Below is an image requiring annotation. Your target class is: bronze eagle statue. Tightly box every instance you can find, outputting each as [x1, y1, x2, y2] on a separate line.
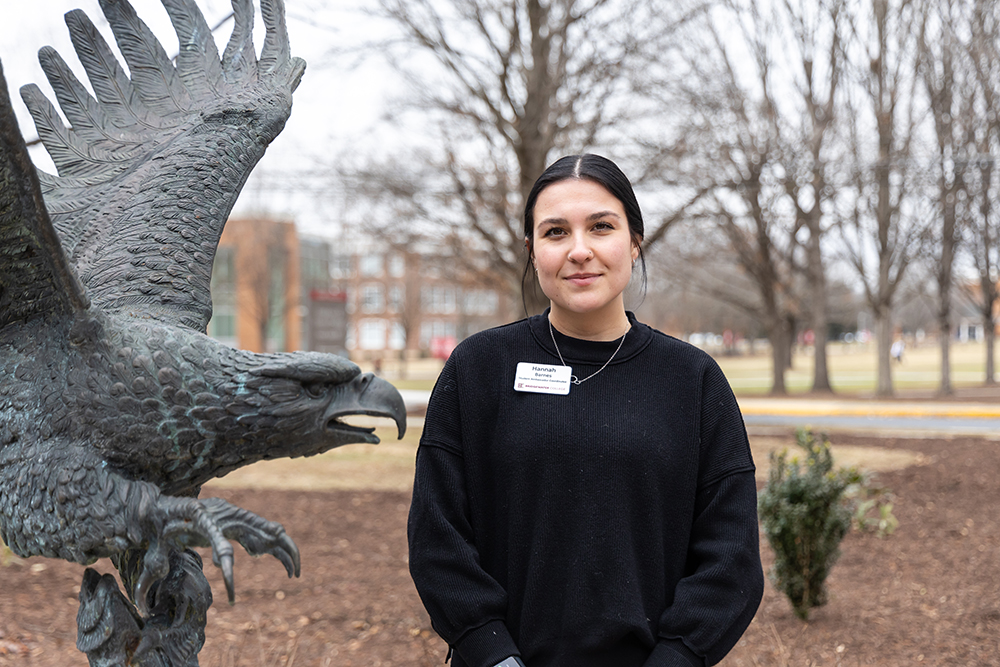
[0, 0, 406, 664]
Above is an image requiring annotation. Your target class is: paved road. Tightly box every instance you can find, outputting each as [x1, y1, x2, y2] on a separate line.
[738, 398, 1000, 436]
[400, 390, 1000, 437]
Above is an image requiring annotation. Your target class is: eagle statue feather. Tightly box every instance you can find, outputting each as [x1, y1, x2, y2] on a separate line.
[0, 1, 407, 664]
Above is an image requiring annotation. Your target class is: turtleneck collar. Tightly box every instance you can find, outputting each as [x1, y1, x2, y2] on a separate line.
[527, 308, 653, 366]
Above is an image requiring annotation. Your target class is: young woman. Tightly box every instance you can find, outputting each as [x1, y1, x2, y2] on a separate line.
[408, 155, 763, 667]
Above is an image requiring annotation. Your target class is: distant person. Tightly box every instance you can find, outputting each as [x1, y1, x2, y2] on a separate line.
[891, 340, 904, 363]
[407, 154, 763, 667]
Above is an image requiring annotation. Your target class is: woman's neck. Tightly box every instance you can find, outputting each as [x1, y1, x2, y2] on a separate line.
[548, 302, 631, 341]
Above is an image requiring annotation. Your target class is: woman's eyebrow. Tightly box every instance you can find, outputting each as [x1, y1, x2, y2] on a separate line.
[537, 211, 621, 228]
[537, 217, 567, 227]
[588, 210, 622, 221]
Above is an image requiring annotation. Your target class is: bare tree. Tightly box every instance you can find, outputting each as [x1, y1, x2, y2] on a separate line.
[917, 0, 971, 396]
[837, 0, 924, 397]
[649, 223, 789, 351]
[641, 242, 761, 342]
[777, 0, 847, 393]
[662, 0, 845, 394]
[339, 0, 704, 313]
[964, 0, 1000, 384]
[389, 255, 423, 380]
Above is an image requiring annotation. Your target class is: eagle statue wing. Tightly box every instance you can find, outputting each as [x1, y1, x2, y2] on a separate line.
[0, 61, 89, 330]
[21, 0, 305, 331]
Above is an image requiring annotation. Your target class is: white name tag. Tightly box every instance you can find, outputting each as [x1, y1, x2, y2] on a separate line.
[514, 362, 572, 395]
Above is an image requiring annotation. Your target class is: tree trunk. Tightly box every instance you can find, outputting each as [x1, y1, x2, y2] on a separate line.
[938, 314, 952, 396]
[769, 319, 788, 395]
[937, 195, 956, 396]
[933, 172, 958, 396]
[398, 348, 408, 381]
[783, 313, 795, 371]
[984, 312, 996, 385]
[875, 312, 894, 397]
[807, 231, 832, 392]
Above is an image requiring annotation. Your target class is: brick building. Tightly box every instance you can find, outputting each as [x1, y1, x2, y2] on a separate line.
[207, 219, 511, 359]
[332, 248, 515, 361]
[208, 218, 347, 354]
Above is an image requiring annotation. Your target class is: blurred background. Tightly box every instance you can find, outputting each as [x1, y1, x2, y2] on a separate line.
[4, 0, 999, 398]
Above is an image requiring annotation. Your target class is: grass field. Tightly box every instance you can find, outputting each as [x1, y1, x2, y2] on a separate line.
[362, 339, 999, 397]
[715, 339, 997, 395]
[197, 338, 998, 495]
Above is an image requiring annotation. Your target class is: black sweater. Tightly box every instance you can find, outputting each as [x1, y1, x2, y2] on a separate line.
[407, 313, 763, 667]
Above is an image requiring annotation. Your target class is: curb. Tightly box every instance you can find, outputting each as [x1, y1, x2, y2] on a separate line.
[737, 402, 1000, 419]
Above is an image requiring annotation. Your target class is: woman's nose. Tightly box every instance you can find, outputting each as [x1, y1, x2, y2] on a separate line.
[568, 237, 592, 263]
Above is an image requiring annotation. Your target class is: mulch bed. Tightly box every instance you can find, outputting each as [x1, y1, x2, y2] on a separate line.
[2, 434, 998, 666]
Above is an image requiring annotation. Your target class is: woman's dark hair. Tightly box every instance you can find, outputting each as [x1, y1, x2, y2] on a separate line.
[521, 154, 647, 312]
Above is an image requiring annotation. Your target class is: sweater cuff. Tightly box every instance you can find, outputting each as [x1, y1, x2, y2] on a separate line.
[644, 639, 706, 667]
[455, 620, 519, 667]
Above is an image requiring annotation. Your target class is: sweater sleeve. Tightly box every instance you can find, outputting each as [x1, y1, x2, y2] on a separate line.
[650, 360, 764, 666]
[407, 357, 520, 667]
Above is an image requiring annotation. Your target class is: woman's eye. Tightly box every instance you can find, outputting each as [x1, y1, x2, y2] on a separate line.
[593, 221, 614, 231]
[543, 227, 566, 237]
[304, 382, 327, 399]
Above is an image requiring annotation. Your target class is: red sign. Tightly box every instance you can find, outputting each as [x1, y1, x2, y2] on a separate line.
[430, 336, 457, 360]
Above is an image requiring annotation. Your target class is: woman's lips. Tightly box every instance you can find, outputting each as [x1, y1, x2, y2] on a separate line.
[564, 273, 600, 286]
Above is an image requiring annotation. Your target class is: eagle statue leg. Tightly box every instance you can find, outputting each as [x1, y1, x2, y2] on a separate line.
[79, 490, 299, 667]
[77, 568, 149, 667]
[112, 488, 300, 616]
[78, 553, 210, 667]
[1, 442, 296, 666]
[69, 471, 299, 666]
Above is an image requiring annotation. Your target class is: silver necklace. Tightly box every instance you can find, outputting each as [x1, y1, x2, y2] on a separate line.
[548, 318, 629, 385]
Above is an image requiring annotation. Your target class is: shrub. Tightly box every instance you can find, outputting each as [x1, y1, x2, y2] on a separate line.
[758, 428, 853, 620]
[843, 469, 899, 538]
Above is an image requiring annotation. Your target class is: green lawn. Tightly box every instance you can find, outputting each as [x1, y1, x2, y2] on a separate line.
[363, 340, 997, 397]
[717, 340, 996, 395]
[208, 340, 992, 494]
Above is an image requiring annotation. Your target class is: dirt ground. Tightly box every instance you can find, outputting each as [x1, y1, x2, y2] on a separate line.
[2, 433, 999, 667]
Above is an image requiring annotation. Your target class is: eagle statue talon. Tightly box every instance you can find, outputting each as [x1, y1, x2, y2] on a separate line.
[0, 0, 407, 664]
[198, 497, 301, 578]
[133, 494, 300, 614]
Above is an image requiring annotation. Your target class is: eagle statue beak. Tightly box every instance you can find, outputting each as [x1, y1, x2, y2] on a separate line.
[323, 373, 407, 440]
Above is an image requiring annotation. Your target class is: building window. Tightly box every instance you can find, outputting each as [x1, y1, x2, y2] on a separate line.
[213, 246, 236, 286]
[361, 284, 384, 313]
[421, 286, 456, 314]
[389, 322, 406, 350]
[388, 285, 404, 313]
[360, 254, 383, 277]
[463, 289, 498, 315]
[345, 287, 355, 314]
[208, 308, 236, 343]
[388, 254, 405, 278]
[359, 319, 387, 350]
[208, 247, 237, 346]
[265, 247, 287, 353]
[330, 254, 353, 279]
[420, 320, 457, 347]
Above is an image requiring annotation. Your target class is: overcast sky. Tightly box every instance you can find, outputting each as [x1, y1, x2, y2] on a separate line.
[0, 0, 394, 237]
